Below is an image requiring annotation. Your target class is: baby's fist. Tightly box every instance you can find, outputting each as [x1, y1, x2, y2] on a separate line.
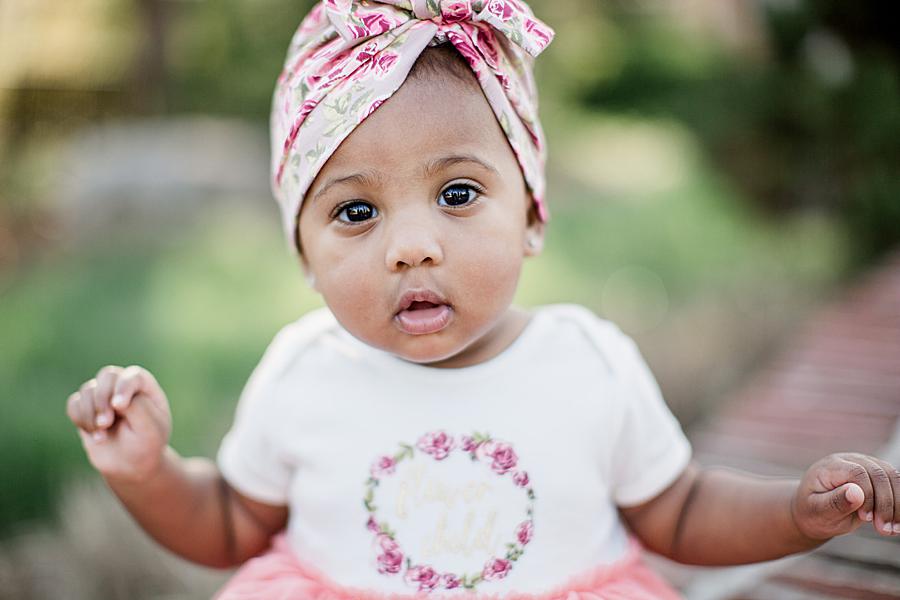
[66, 365, 172, 482]
[791, 452, 900, 540]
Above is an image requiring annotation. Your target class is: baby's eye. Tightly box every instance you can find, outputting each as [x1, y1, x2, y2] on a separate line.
[438, 183, 480, 208]
[336, 201, 378, 223]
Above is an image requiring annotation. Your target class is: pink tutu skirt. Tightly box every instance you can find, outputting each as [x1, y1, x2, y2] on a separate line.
[214, 533, 684, 600]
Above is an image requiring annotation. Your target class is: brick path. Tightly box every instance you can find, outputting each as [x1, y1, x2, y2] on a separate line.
[648, 248, 900, 599]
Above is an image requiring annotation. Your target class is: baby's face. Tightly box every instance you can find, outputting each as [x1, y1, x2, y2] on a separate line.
[298, 72, 543, 368]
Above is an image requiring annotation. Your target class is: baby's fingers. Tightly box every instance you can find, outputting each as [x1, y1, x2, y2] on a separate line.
[110, 365, 165, 413]
[66, 380, 103, 439]
[868, 457, 900, 535]
[843, 453, 897, 536]
[885, 461, 900, 535]
[93, 365, 124, 431]
[820, 455, 874, 518]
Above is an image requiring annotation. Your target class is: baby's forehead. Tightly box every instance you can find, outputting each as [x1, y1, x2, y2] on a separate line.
[323, 74, 513, 176]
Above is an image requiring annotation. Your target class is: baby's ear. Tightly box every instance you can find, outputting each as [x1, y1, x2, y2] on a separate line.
[524, 203, 545, 257]
[299, 255, 318, 291]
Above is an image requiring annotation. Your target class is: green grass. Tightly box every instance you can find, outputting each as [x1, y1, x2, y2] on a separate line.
[0, 211, 321, 534]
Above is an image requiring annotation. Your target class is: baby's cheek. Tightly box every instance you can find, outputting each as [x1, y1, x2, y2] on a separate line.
[459, 239, 523, 305]
[318, 255, 382, 319]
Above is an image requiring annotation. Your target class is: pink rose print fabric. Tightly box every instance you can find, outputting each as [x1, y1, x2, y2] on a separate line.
[216, 430, 685, 598]
[270, 0, 554, 255]
[363, 430, 537, 593]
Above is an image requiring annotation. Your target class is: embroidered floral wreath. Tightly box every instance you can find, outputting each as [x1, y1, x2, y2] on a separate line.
[363, 430, 535, 593]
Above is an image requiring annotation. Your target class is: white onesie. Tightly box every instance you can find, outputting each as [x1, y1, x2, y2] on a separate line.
[217, 303, 692, 595]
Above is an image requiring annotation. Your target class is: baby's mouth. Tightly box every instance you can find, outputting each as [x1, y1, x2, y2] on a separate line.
[407, 301, 439, 310]
[395, 303, 453, 335]
[393, 291, 454, 335]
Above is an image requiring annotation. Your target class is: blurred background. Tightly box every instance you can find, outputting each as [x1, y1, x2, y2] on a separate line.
[1, 0, 898, 598]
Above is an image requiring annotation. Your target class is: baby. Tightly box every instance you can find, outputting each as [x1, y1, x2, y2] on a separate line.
[66, 1, 900, 598]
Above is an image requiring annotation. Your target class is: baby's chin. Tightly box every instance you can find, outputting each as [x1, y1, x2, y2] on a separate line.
[331, 306, 493, 368]
[385, 337, 472, 367]
[354, 328, 477, 368]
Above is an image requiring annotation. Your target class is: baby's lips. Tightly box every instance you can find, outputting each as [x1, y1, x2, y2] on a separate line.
[393, 287, 450, 314]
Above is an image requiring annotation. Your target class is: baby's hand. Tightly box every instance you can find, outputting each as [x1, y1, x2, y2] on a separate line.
[66, 365, 172, 483]
[791, 452, 900, 540]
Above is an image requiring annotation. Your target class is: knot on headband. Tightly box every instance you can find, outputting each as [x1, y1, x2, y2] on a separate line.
[323, 0, 552, 57]
[270, 0, 555, 255]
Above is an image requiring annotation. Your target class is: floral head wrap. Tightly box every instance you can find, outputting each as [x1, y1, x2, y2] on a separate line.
[270, 0, 555, 255]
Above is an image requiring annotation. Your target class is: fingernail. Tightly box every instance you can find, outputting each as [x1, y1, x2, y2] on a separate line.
[95, 413, 111, 427]
[865, 511, 873, 522]
[882, 523, 892, 534]
[111, 394, 125, 409]
[92, 430, 107, 442]
[892, 523, 900, 534]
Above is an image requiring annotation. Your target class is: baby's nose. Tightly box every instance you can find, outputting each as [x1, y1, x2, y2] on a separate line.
[384, 220, 444, 271]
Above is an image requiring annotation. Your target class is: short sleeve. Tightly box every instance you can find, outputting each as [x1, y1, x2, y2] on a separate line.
[216, 319, 314, 505]
[608, 328, 692, 507]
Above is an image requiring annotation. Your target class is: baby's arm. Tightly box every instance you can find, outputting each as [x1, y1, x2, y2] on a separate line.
[619, 454, 899, 565]
[66, 365, 287, 568]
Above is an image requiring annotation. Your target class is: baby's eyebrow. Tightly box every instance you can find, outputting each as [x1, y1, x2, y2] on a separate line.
[311, 154, 498, 205]
[423, 154, 499, 178]
[312, 170, 384, 204]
